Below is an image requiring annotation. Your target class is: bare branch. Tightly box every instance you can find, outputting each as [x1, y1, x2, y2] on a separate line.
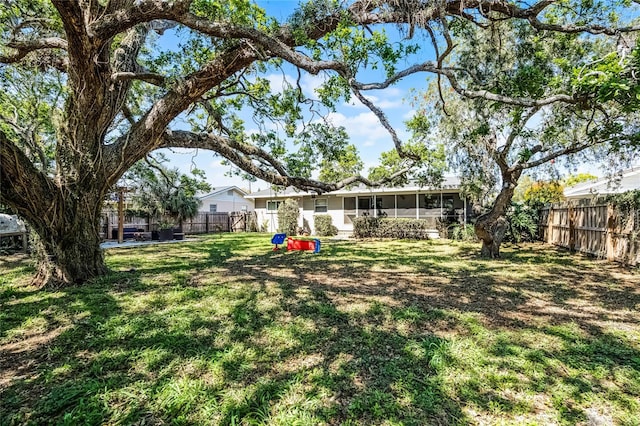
[520, 141, 597, 170]
[157, 131, 414, 193]
[349, 84, 418, 161]
[121, 104, 136, 125]
[354, 61, 585, 108]
[0, 37, 68, 64]
[111, 71, 165, 86]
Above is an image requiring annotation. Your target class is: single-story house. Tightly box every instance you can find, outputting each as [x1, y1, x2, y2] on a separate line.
[246, 176, 472, 236]
[564, 167, 640, 200]
[198, 186, 254, 213]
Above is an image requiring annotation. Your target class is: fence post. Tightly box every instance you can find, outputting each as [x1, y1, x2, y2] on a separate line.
[205, 213, 209, 233]
[547, 205, 554, 244]
[568, 203, 575, 252]
[606, 204, 615, 261]
[106, 213, 112, 240]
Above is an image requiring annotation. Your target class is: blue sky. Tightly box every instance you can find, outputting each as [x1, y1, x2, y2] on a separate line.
[153, 1, 637, 192]
[155, 0, 434, 192]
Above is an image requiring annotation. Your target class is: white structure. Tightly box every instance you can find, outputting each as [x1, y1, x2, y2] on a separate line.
[198, 186, 254, 213]
[0, 214, 28, 252]
[246, 177, 471, 236]
[564, 168, 640, 199]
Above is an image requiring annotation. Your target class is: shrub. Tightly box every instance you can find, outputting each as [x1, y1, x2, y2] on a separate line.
[277, 198, 300, 235]
[505, 202, 539, 243]
[353, 217, 380, 238]
[450, 224, 477, 241]
[523, 180, 564, 210]
[314, 215, 338, 236]
[353, 217, 431, 239]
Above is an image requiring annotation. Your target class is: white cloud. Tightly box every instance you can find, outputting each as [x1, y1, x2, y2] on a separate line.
[326, 111, 388, 140]
[299, 73, 327, 98]
[403, 109, 417, 120]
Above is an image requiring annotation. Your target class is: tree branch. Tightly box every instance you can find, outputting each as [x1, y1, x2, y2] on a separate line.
[520, 141, 597, 170]
[0, 131, 57, 225]
[0, 38, 68, 64]
[349, 84, 419, 161]
[157, 130, 414, 193]
[111, 71, 165, 86]
[354, 61, 586, 108]
[501, 106, 541, 159]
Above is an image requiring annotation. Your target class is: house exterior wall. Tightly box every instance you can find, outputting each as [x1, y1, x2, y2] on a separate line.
[254, 197, 304, 233]
[250, 190, 471, 236]
[298, 195, 344, 234]
[198, 189, 254, 213]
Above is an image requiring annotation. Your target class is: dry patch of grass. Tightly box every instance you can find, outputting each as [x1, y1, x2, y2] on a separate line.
[1, 233, 639, 425]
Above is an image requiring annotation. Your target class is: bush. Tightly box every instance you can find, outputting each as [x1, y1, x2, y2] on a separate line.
[277, 198, 300, 235]
[353, 217, 431, 239]
[314, 215, 338, 236]
[505, 202, 539, 243]
[449, 224, 477, 241]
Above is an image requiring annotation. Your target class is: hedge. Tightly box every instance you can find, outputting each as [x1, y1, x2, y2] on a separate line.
[353, 217, 432, 239]
[314, 215, 338, 236]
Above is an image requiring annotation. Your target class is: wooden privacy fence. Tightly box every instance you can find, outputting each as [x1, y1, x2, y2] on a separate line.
[101, 211, 257, 238]
[539, 202, 639, 265]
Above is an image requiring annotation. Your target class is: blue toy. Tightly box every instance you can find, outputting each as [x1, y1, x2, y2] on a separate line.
[271, 233, 286, 250]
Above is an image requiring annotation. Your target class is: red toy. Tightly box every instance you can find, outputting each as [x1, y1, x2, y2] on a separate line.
[287, 237, 321, 253]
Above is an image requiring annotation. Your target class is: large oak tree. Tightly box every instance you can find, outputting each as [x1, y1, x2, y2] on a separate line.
[409, 6, 640, 257]
[1, 0, 639, 287]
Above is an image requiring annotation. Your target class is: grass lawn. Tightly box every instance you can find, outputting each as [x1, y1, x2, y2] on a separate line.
[1, 233, 639, 425]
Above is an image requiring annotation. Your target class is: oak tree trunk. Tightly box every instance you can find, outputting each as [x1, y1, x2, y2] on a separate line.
[474, 171, 521, 258]
[28, 193, 109, 288]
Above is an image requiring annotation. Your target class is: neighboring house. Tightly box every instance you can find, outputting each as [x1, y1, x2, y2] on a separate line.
[564, 168, 640, 200]
[198, 186, 254, 213]
[246, 176, 472, 236]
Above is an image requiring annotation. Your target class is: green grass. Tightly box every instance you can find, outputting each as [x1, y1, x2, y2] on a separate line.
[1, 233, 639, 425]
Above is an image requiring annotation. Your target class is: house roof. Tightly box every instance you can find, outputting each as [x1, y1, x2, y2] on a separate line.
[564, 168, 640, 199]
[246, 176, 462, 199]
[198, 186, 248, 199]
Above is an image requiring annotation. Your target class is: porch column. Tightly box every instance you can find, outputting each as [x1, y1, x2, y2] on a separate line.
[416, 192, 419, 219]
[463, 197, 467, 226]
[373, 194, 377, 218]
[356, 196, 359, 217]
[440, 192, 444, 221]
[394, 195, 397, 218]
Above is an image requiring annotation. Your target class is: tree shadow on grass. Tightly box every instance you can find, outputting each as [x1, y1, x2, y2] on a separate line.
[223, 238, 640, 423]
[2, 236, 639, 424]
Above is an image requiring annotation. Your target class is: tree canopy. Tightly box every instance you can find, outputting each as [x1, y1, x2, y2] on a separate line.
[406, 9, 640, 256]
[1, 0, 640, 286]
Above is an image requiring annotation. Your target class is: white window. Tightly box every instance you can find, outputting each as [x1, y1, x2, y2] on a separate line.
[267, 200, 281, 211]
[314, 198, 328, 213]
[209, 204, 217, 213]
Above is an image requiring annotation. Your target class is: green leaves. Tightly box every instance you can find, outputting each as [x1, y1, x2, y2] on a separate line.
[573, 47, 640, 112]
[318, 144, 363, 183]
[368, 142, 446, 187]
[126, 159, 211, 222]
[191, 0, 269, 28]
[286, 123, 358, 179]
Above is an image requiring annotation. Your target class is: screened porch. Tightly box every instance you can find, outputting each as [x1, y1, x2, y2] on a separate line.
[342, 193, 469, 228]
